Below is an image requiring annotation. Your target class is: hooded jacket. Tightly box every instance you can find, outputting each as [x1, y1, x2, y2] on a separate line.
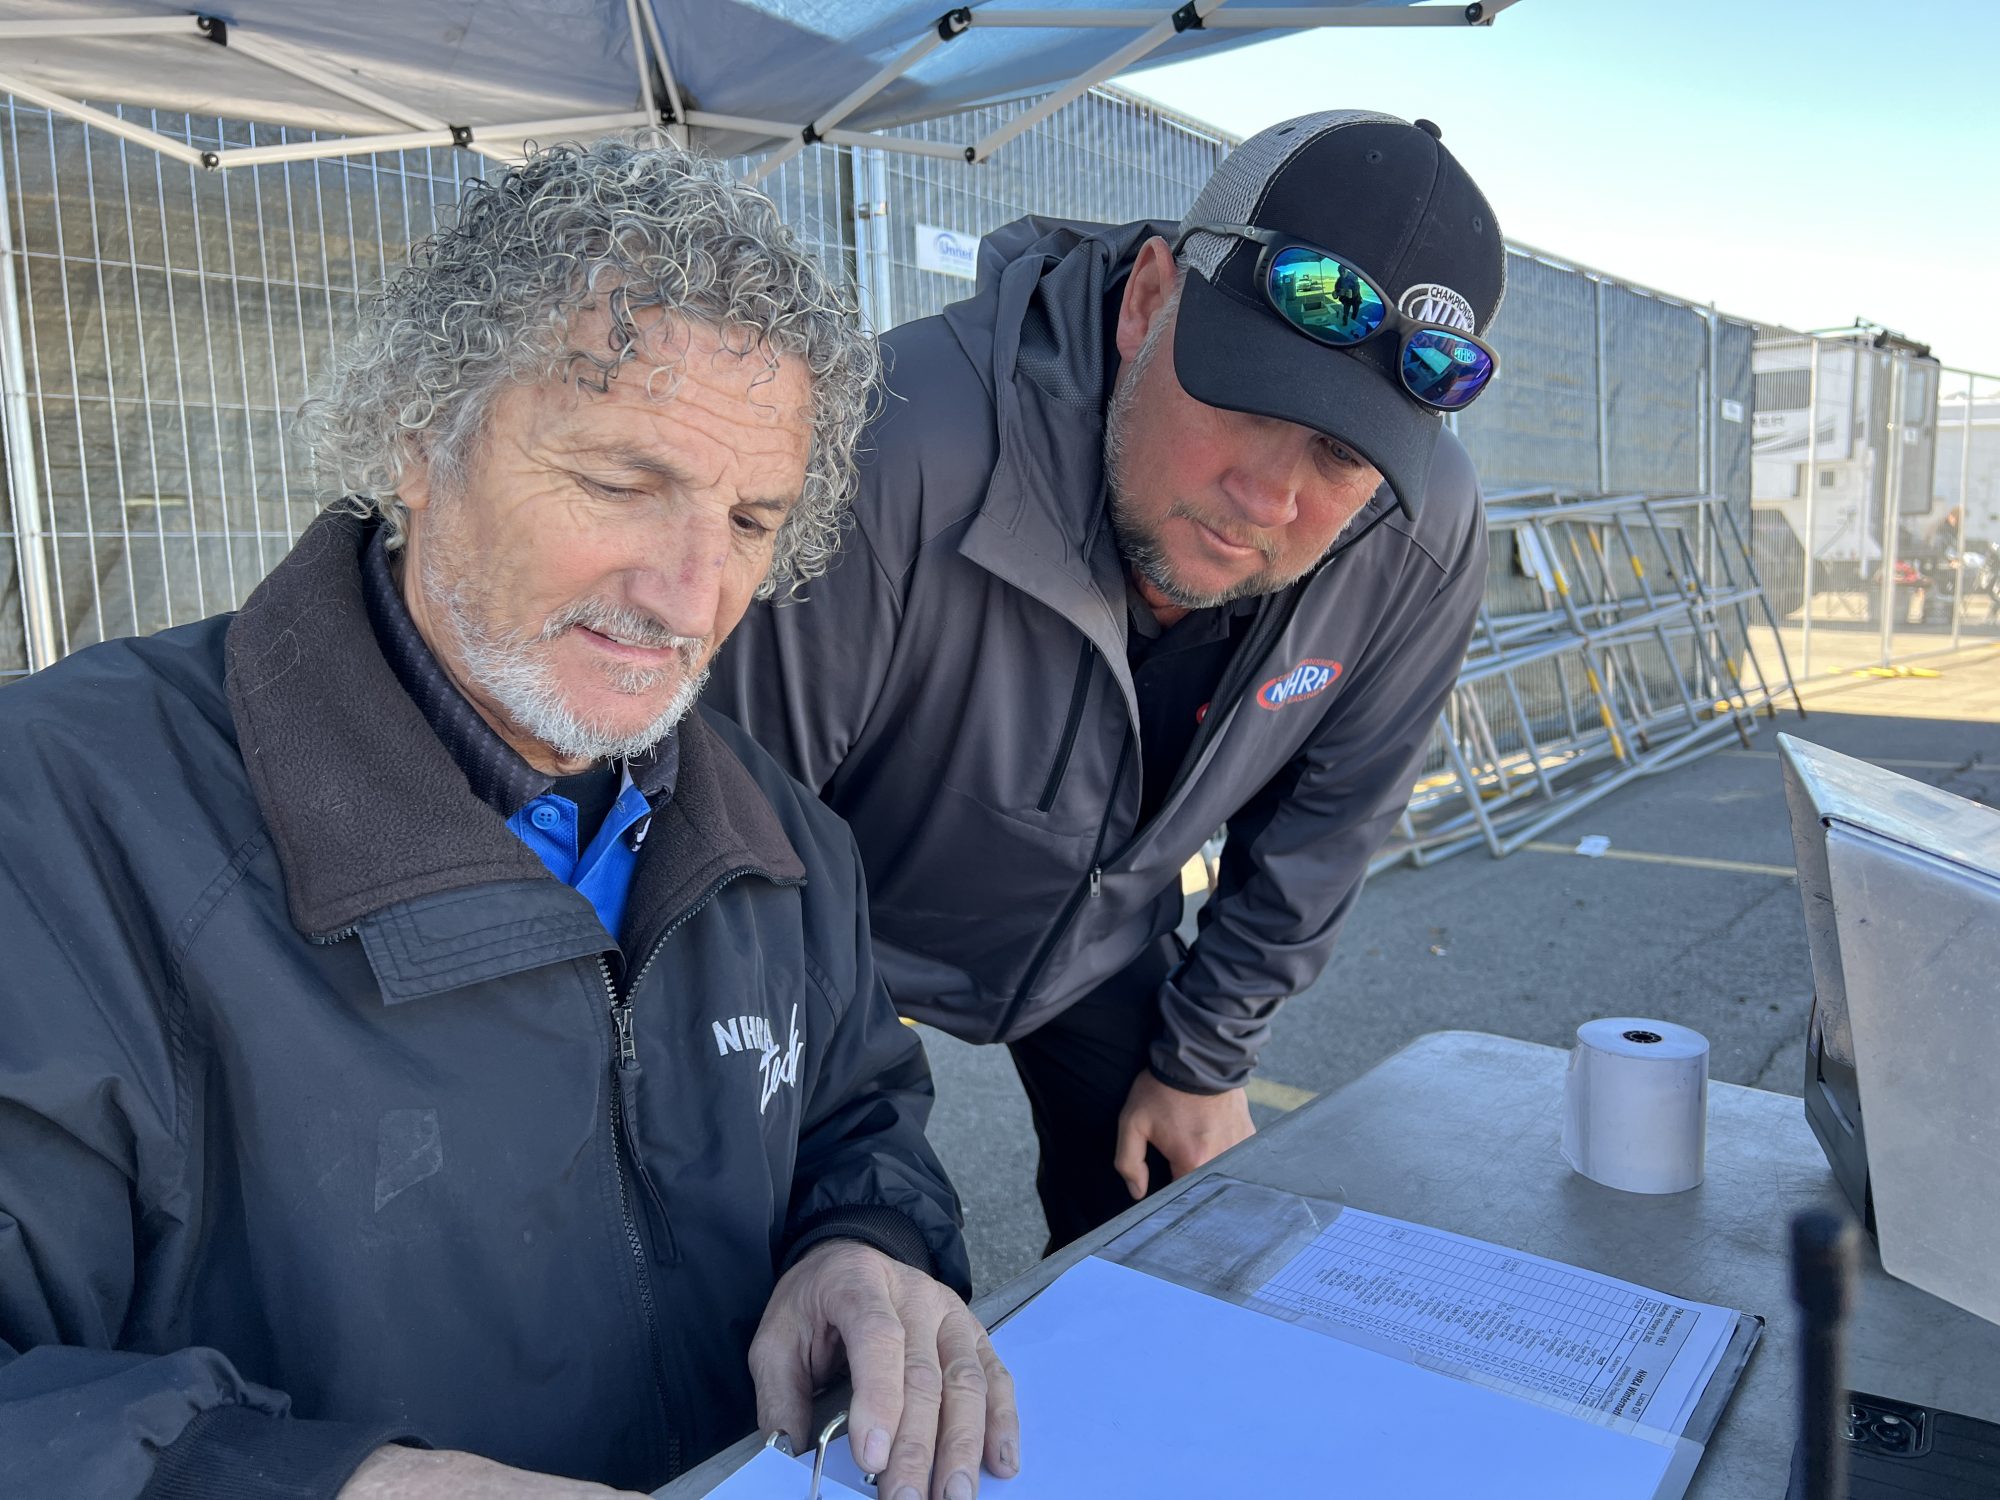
[0, 512, 967, 1498]
[713, 217, 1487, 1093]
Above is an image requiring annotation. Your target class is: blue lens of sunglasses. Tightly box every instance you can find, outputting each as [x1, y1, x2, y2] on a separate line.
[1267, 245, 1385, 345]
[1402, 329, 1493, 411]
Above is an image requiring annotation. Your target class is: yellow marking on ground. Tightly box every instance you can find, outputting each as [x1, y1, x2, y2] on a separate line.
[1522, 841, 1795, 878]
[1854, 664, 1942, 679]
[1181, 854, 1210, 894]
[1246, 1077, 1317, 1112]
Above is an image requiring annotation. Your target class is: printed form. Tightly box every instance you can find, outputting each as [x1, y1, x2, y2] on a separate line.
[1249, 1207, 1737, 1437]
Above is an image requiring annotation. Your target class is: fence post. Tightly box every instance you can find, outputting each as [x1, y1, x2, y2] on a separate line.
[1593, 276, 1610, 495]
[0, 124, 60, 674]
[1800, 336, 1820, 681]
[1876, 357, 1904, 667]
[1952, 370, 1973, 651]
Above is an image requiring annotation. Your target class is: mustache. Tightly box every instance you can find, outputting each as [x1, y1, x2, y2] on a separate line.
[543, 598, 706, 657]
[1166, 501, 1280, 564]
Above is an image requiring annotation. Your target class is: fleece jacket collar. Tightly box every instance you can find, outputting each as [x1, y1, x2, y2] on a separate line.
[223, 509, 804, 959]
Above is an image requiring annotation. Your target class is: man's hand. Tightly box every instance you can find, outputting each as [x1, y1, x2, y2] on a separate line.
[336, 1446, 644, 1498]
[748, 1240, 1019, 1500]
[1113, 1071, 1256, 1200]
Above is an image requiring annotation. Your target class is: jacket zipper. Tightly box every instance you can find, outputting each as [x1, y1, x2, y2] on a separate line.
[597, 865, 770, 1484]
[1037, 636, 1097, 812]
[998, 734, 1131, 1036]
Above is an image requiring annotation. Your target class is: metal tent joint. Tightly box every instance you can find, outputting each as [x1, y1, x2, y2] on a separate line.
[1464, 3, 1487, 22]
[450, 123, 474, 147]
[936, 8, 972, 41]
[195, 14, 228, 46]
[1171, 3, 1204, 33]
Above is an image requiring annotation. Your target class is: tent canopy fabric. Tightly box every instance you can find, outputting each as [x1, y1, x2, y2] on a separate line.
[0, 1, 1517, 166]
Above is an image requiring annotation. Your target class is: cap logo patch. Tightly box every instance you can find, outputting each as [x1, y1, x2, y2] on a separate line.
[1256, 658, 1342, 710]
[1397, 283, 1476, 333]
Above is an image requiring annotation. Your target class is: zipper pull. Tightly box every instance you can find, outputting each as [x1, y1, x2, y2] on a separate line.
[1089, 866, 1102, 899]
[612, 1001, 637, 1067]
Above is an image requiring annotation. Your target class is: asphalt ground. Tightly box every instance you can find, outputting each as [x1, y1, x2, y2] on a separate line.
[917, 645, 2000, 1297]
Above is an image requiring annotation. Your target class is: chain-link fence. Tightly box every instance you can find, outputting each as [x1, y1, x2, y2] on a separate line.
[1747, 329, 1997, 682]
[6, 87, 1761, 687]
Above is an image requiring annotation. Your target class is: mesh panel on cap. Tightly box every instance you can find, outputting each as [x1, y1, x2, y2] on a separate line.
[1178, 109, 1407, 280]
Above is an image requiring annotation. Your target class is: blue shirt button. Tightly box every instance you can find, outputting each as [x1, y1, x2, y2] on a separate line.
[531, 804, 560, 830]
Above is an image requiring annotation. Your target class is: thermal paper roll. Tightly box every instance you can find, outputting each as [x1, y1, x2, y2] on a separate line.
[1561, 1017, 1708, 1194]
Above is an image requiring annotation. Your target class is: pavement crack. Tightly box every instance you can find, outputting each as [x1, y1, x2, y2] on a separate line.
[1748, 1027, 1797, 1088]
[1662, 879, 1792, 970]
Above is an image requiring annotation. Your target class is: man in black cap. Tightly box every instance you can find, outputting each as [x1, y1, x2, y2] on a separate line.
[715, 110, 1506, 1248]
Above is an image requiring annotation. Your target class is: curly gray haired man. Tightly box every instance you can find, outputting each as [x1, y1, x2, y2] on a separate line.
[302, 136, 881, 766]
[0, 138, 1016, 1500]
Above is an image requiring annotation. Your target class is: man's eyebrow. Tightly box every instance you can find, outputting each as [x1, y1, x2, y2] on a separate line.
[581, 447, 796, 511]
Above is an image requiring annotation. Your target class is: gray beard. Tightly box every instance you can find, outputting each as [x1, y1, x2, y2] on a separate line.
[420, 546, 708, 765]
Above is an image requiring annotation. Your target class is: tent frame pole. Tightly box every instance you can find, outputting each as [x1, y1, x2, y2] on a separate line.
[747, 21, 958, 185]
[0, 129, 59, 671]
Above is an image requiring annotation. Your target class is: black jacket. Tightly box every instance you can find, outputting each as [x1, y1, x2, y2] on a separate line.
[715, 218, 1486, 1091]
[0, 512, 968, 1498]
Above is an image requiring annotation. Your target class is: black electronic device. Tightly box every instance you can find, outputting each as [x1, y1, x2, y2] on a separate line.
[1787, 1392, 2000, 1499]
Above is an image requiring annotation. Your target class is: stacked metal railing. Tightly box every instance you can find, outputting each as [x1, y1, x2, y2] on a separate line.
[1374, 489, 1806, 871]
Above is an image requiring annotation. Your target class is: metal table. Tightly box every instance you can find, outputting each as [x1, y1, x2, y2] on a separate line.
[667, 1030, 2000, 1497]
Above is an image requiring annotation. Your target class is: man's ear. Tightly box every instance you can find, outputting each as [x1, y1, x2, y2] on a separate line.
[1115, 236, 1178, 362]
[397, 453, 435, 515]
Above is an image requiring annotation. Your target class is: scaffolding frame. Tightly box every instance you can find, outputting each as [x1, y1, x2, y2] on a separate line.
[1375, 489, 1806, 872]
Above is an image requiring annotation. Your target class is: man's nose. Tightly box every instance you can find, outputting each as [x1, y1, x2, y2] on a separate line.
[1221, 448, 1303, 531]
[629, 514, 731, 640]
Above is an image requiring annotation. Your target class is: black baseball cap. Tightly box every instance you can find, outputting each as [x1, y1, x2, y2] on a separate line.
[1172, 109, 1506, 517]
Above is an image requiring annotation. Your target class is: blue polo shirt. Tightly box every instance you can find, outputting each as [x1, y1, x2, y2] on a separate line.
[505, 764, 655, 939]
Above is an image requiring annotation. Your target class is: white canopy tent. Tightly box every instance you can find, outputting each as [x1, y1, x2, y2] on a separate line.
[0, 0, 1519, 176]
[0, 0, 1523, 674]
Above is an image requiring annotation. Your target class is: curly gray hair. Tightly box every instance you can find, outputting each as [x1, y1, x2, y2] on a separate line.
[301, 136, 877, 598]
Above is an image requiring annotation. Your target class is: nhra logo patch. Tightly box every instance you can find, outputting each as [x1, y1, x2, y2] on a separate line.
[1256, 659, 1342, 710]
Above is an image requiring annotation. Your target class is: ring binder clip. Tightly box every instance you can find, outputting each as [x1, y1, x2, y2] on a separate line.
[762, 1428, 796, 1457]
[807, 1411, 848, 1499]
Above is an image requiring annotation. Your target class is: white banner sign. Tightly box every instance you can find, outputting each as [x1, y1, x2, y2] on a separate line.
[915, 223, 981, 281]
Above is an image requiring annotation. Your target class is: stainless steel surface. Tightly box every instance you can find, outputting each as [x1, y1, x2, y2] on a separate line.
[1780, 734, 2000, 1325]
[668, 1030, 2000, 1497]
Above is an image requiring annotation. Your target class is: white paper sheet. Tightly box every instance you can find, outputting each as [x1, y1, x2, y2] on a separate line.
[677, 1446, 869, 1500]
[808, 1255, 1681, 1498]
[1248, 1208, 1737, 1436]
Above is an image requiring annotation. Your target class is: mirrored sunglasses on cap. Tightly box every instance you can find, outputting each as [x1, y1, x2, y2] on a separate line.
[1174, 221, 1499, 413]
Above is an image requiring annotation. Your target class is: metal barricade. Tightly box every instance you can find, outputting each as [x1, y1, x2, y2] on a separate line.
[1376, 489, 1804, 871]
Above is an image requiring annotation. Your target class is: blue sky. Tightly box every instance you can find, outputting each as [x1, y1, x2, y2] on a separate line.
[1115, 0, 1997, 380]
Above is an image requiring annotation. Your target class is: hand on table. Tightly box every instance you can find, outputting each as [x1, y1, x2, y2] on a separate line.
[749, 1239, 1019, 1500]
[337, 1446, 645, 1498]
[1114, 1071, 1256, 1200]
